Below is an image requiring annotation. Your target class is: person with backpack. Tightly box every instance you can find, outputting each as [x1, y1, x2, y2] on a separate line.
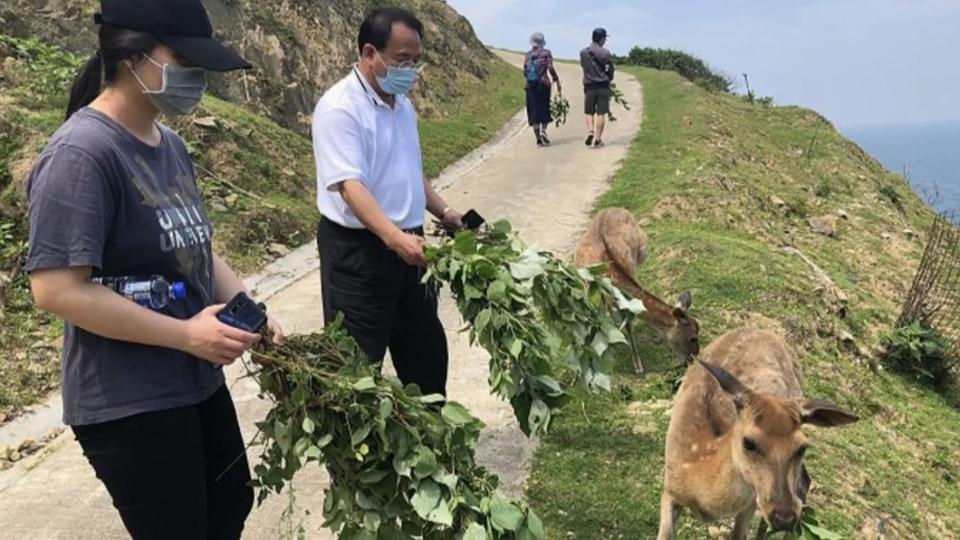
[25, 0, 283, 537]
[523, 32, 561, 147]
[580, 27, 615, 148]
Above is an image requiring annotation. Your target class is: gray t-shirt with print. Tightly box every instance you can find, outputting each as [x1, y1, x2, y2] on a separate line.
[26, 107, 223, 425]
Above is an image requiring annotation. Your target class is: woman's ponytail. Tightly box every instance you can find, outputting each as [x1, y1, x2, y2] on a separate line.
[62, 25, 159, 121]
[65, 52, 103, 120]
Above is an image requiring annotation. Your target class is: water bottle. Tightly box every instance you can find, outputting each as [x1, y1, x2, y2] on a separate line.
[93, 275, 187, 310]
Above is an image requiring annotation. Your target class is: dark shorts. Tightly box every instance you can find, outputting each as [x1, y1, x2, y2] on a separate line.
[584, 87, 611, 115]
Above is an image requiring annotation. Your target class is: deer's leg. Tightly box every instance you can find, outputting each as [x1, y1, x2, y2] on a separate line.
[656, 492, 682, 540]
[754, 520, 768, 540]
[626, 322, 645, 375]
[732, 506, 756, 540]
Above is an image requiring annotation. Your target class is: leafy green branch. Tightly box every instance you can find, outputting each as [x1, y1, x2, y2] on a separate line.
[249, 318, 545, 539]
[424, 221, 644, 436]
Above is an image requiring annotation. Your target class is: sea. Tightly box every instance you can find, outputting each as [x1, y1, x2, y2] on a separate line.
[843, 121, 960, 218]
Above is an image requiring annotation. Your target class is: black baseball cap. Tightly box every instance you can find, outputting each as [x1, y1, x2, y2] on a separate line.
[592, 27, 609, 41]
[95, 0, 252, 71]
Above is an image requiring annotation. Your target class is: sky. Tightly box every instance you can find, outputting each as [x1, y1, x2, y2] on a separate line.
[447, 0, 960, 128]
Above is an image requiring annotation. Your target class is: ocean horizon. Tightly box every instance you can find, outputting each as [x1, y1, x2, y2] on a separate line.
[843, 121, 960, 217]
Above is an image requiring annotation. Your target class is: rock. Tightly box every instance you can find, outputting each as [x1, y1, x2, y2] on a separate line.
[881, 232, 892, 240]
[8, 450, 21, 462]
[837, 209, 850, 220]
[19, 438, 41, 454]
[192, 116, 218, 129]
[903, 228, 916, 238]
[808, 215, 838, 237]
[224, 193, 239, 208]
[0, 271, 11, 286]
[210, 202, 229, 213]
[638, 218, 652, 227]
[0, 413, 6, 423]
[281, 168, 296, 178]
[839, 331, 856, 344]
[267, 243, 291, 257]
[770, 195, 786, 207]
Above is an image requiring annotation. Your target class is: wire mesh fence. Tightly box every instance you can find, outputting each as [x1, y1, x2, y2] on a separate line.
[897, 212, 960, 364]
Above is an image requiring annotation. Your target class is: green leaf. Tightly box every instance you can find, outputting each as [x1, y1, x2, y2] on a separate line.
[487, 280, 508, 304]
[441, 402, 477, 426]
[489, 496, 525, 531]
[454, 233, 478, 255]
[426, 499, 454, 526]
[302, 416, 316, 434]
[359, 469, 390, 484]
[803, 523, 843, 540]
[410, 479, 441, 519]
[509, 252, 546, 280]
[462, 523, 488, 540]
[356, 491, 379, 510]
[304, 445, 323, 459]
[474, 309, 492, 335]
[351, 422, 373, 447]
[379, 398, 394, 420]
[509, 339, 524, 358]
[528, 399, 550, 434]
[526, 510, 546, 539]
[316, 433, 334, 448]
[593, 372, 612, 392]
[353, 377, 377, 391]
[419, 394, 446, 404]
[363, 511, 382, 532]
[414, 447, 439, 478]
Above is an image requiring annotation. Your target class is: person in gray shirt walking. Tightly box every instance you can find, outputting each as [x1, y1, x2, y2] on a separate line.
[580, 28, 615, 148]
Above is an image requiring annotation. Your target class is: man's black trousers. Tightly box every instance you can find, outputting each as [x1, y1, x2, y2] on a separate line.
[317, 217, 448, 396]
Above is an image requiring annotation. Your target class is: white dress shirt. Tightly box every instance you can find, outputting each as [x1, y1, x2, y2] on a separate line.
[312, 67, 426, 230]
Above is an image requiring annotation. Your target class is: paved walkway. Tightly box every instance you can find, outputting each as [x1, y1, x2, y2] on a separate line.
[0, 51, 643, 539]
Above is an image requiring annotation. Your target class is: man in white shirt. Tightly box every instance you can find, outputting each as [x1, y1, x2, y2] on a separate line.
[312, 7, 463, 396]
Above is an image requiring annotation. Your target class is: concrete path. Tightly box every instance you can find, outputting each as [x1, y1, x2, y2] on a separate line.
[0, 51, 643, 539]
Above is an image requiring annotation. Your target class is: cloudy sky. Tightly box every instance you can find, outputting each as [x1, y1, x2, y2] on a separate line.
[447, 0, 960, 128]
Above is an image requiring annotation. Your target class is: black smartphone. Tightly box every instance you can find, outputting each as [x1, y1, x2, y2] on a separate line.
[462, 209, 485, 230]
[216, 292, 268, 334]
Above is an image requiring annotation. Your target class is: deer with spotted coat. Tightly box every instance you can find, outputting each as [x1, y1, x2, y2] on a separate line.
[657, 328, 859, 539]
[573, 207, 700, 373]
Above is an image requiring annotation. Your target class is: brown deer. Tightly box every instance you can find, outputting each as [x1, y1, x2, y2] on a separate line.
[573, 207, 700, 373]
[657, 328, 859, 539]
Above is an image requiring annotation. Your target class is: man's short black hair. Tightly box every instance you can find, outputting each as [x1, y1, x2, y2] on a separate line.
[358, 7, 424, 55]
[592, 28, 608, 43]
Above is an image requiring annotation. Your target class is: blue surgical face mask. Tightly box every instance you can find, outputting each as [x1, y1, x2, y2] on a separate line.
[130, 54, 207, 116]
[375, 52, 420, 96]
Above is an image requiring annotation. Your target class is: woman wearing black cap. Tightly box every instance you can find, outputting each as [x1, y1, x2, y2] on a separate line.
[24, 0, 282, 538]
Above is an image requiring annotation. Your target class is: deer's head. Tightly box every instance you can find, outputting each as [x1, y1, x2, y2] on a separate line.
[665, 291, 700, 359]
[699, 360, 858, 531]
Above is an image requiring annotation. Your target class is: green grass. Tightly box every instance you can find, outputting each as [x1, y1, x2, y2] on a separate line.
[418, 59, 524, 177]
[526, 66, 960, 539]
[0, 35, 522, 411]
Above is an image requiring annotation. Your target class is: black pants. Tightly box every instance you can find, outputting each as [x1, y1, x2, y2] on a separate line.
[525, 82, 553, 126]
[72, 385, 253, 540]
[318, 217, 448, 396]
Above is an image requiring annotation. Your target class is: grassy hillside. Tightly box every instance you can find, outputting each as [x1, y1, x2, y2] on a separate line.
[0, 0, 504, 134]
[0, 35, 521, 412]
[526, 66, 959, 538]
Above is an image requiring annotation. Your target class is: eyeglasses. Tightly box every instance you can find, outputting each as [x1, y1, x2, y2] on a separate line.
[376, 51, 424, 72]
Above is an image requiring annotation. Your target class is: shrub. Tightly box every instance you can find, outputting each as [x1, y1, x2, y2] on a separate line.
[881, 320, 956, 385]
[618, 47, 732, 92]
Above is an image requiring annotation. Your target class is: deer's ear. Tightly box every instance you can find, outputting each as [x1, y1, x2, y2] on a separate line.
[699, 360, 750, 408]
[798, 399, 859, 427]
[676, 291, 693, 311]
